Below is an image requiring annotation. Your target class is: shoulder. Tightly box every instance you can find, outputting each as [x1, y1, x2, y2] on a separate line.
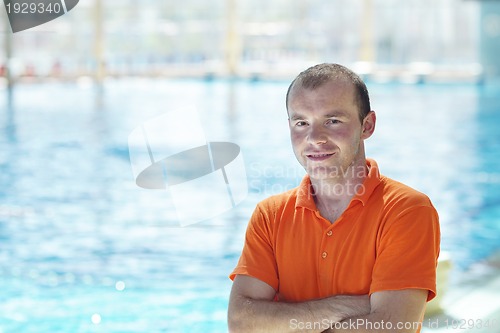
[371, 176, 440, 242]
[369, 175, 439, 231]
[249, 175, 311, 227]
[255, 186, 300, 217]
[377, 175, 435, 210]
[244, 186, 301, 241]
[365, 159, 435, 213]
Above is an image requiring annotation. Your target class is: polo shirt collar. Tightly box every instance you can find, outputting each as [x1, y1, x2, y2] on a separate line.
[354, 158, 382, 206]
[295, 175, 316, 211]
[295, 158, 382, 210]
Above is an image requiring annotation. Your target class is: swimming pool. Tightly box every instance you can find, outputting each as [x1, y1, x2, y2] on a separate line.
[0, 78, 499, 332]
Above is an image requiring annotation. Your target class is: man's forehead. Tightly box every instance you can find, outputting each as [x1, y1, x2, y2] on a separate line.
[289, 79, 356, 104]
[287, 79, 358, 118]
[289, 78, 355, 99]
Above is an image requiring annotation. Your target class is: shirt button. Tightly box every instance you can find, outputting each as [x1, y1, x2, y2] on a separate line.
[321, 251, 328, 259]
[326, 230, 333, 237]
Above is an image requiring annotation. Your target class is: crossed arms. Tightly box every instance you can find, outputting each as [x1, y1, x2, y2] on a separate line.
[228, 275, 428, 333]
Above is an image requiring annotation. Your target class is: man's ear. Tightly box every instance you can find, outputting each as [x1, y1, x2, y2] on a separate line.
[361, 111, 376, 140]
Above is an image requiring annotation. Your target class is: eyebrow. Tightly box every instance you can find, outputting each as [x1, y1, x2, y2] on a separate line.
[325, 111, 348, 118]
[289, 114, 305, 121]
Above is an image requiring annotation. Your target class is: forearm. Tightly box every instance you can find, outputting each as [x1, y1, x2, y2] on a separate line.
[228, 295, 370, 333]
[323, 311, 422, 333]
[323, 289, 428, 333]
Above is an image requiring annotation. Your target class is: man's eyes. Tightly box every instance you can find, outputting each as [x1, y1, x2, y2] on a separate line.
[294, 119, 341, 127]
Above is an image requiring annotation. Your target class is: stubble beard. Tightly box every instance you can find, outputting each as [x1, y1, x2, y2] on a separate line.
[304, 143, 364, 182]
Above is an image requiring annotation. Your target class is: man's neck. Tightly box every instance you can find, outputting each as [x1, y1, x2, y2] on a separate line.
[310, 160, 368, 223]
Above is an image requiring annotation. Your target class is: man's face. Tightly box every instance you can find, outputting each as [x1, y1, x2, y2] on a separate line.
[287, 80, 370, 180]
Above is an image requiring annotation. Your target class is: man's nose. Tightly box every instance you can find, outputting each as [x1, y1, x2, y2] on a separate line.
[307, 124, 327, 144]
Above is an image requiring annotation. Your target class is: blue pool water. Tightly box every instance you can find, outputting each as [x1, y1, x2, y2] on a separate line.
[0, 79, 499, 332]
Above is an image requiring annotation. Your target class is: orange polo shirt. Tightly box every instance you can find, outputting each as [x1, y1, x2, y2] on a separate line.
[230, 158, 440, 303]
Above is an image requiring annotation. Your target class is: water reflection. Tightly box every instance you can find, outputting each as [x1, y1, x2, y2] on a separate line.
[4, 87, 16, 143]
[0, 80, 499, 332]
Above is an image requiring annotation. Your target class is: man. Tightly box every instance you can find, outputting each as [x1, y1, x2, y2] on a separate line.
[228, 63, 440, 333]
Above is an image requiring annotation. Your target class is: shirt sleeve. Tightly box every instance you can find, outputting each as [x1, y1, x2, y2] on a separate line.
[229, 204, 279, 291]
[370, 204, 441, 302]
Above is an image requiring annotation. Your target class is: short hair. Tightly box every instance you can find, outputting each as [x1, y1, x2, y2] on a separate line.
[286, 63, 371, 123]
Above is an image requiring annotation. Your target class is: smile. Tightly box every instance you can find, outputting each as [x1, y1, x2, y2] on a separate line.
[306, 153, 335, 161]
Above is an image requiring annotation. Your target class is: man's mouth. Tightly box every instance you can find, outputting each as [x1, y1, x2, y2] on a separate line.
[306, 152, 335, 161]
